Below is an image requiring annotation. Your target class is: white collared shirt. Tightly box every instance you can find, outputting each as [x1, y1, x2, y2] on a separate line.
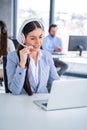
[29, 51, 42, 86]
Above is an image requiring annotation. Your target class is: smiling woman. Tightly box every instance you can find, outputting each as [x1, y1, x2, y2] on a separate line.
[6, 18, 60, 96]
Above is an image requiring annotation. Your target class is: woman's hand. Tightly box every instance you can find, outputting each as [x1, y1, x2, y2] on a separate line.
[19, 47, 32, 68]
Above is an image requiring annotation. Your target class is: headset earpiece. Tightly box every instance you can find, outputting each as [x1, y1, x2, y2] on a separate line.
[1, 26, 7, 34]
[18, 28, 25, 46]
[20, 33, 25, 43]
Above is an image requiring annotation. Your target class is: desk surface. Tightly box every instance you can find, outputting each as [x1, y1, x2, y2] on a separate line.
[52, 54, 87, 64]
[0, 93, 87, 130]
[52, 55, 87, 75]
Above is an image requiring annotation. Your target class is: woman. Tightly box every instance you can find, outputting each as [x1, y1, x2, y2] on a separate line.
[0, 20, 15, 84]
[0, 20, 15, 58]
[6, 18, 59, 95]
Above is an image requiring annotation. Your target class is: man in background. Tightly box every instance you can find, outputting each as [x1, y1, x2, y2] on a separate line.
[42, 24, 64, 54]
[42, 24, 68, 76]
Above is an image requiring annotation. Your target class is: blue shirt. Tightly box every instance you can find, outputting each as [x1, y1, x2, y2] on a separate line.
[42, 34, 64, 54]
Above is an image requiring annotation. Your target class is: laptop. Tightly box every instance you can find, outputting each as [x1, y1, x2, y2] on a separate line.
[33, 79, 87, 111]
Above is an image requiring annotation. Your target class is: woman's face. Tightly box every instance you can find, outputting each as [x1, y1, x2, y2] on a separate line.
[25, 28, 44, 52]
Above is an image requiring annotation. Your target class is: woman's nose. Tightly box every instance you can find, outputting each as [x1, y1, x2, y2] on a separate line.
[35, 38, 40, 44]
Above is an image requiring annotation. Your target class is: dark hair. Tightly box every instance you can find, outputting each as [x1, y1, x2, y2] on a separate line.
[17, 20, 44, 96]
[0, 20, 8, 56]
[48, 24, 57, 33]
[22, 20, 44, 38]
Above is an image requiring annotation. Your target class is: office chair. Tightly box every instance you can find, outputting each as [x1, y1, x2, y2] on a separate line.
[3, 55, 11, 93]
[11, 39, 19, 49]
[9, 37, 19, 49]
[53, 58, 68, 76]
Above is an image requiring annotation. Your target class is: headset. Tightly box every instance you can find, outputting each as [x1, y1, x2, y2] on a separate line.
[17, 18, 44, 48]
[2, 26, 7, 34]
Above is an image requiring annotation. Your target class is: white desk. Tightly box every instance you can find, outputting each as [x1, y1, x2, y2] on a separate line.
[52, 55, 87, 75]
[0, 93, 87, 130]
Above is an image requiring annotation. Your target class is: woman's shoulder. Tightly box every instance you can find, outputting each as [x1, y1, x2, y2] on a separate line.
[41, 49, 53, 61]
[8, 50, 17, 56]
[41, 49, 52, 56]
[7, 38, 14, 44]
[7, 50, 19, 62]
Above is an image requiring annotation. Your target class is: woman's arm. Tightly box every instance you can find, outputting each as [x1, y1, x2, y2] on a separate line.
[6, 51, 27, 94]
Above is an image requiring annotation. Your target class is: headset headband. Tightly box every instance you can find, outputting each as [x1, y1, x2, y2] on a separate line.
[17, 18, 44, 47]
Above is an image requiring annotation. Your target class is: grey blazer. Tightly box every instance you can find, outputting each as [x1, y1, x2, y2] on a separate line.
[6, 50, 59, 95]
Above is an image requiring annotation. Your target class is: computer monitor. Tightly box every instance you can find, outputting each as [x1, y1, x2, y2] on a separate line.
[68, 35, 87, 56]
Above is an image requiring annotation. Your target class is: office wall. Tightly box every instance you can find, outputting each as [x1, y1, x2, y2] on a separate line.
[0, 0, 13, 37]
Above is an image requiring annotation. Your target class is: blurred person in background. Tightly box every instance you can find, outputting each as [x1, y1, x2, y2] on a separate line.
[0, 20, 15, 84]
[42, 24, 68, 76]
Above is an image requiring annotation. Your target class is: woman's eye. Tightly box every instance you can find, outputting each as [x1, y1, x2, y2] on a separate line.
[31, 38, 35, 40]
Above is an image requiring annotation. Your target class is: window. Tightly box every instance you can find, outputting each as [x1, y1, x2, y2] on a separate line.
[17, 0, 50, 36]
[54, 0, 87, 52]
[55, 0, 87, 35]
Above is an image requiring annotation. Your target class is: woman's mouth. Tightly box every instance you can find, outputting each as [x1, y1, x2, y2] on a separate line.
[33, 45, 40, 48]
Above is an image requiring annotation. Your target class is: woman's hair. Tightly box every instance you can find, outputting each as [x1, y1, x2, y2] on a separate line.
[0, 20, 8, 56]
[22, 20, 44, 38]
